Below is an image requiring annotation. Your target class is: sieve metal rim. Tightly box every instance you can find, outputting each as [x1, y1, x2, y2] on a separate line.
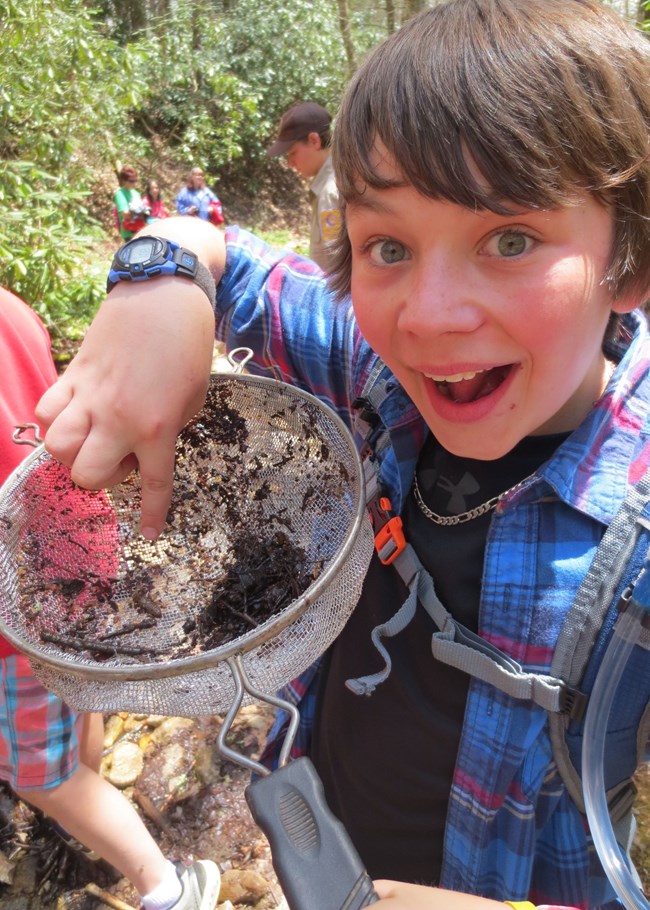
[0, 373, 368, 682]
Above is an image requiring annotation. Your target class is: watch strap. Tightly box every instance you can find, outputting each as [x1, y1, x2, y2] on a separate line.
[179, 258, 216, 305]
[107, 246, 216, 307]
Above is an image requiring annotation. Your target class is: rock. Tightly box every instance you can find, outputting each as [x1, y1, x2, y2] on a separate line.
[135, 719, 200, 808]
[219, 869, 271, 904]
[145, 714, 167, 727]
[102, 715, 124, 748]
[0, 847, 14, 884]
[105, 741, 144, 788]
[147, 716, 195, 746]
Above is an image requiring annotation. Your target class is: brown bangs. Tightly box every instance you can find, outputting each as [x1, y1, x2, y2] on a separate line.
[328, 0, 650, 302]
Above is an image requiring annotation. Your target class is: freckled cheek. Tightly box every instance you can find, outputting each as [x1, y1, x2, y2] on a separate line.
[351, 282, 393, 354]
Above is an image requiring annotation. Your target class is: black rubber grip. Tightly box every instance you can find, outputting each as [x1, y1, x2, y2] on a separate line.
[246, 757, 379, 910]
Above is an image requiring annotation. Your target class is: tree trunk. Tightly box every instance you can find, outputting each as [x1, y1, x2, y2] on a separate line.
[385, 0, 396, 34]
[336, 0, 357, 79]
[401, 0, 427, 24]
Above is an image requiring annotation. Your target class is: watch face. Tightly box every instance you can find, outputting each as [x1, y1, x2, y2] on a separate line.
[121, 236, 164, 265]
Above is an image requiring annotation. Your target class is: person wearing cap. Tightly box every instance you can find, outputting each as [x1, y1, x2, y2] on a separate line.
[267, 102, 342, 273]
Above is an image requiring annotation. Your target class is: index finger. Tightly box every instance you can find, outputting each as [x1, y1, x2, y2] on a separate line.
[133, 439, 179, 539]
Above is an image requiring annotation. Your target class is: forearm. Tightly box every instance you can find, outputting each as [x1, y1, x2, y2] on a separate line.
[373, 882, 579, 910]
[35, 219, 223, 537]
[374, 881, 509, 910]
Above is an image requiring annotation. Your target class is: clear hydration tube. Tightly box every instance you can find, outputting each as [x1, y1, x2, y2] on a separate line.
[582, 575, 650, 910]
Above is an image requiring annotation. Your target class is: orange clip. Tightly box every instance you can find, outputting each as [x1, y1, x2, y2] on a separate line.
[369, 495, 407, 565]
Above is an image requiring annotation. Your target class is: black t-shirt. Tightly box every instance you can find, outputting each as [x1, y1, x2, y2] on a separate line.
[310, 431, 566, 884]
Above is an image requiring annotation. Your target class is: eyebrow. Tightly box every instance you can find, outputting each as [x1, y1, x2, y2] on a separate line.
[345, 191, 402, 216]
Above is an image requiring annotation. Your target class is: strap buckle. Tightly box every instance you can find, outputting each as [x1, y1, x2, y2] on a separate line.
[368, 492, 406, 565]
[559, 684, 588, 721]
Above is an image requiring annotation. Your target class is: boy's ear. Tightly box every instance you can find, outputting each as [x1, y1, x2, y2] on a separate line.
[611, 287, 650, 315]
[307, 131, 323, 150]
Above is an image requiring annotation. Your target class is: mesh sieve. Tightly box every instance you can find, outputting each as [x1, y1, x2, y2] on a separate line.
[0, 372, 374, 716]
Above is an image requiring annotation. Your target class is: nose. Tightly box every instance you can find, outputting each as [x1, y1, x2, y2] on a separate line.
[396, 251, 484, 338]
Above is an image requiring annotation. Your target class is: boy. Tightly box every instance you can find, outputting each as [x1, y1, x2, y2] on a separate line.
[267, 102, 342, 272]
[35, 1, 650, 908]
[0, 287, 220, 910]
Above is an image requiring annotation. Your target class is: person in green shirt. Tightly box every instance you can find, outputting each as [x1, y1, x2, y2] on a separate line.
[113, 165, 149, 240]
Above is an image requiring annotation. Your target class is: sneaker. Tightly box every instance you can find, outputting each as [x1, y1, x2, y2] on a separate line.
[172, 860, 221, 910]
[50, 821, 100, 861]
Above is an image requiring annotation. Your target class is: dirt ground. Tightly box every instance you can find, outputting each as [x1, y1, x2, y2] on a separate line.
[0, 707, 283, 910]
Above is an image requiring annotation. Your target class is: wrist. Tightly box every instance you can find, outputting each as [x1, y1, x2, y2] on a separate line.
[107, 235, 216, 308]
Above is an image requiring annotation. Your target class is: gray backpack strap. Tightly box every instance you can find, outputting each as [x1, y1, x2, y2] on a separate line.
[352, 367, 580, 713]
[353, 359, 394, 462]
[347, 539, 573, 713]
[548, 467, 650, 812]
[551, 469, 650, 683]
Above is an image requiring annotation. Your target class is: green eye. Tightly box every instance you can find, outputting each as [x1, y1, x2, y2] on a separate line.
[378, 240, 406, 263]
[497, 232, 527, 257]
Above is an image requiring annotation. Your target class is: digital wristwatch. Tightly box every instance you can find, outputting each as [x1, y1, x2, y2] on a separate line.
[107, 235, 216, 304]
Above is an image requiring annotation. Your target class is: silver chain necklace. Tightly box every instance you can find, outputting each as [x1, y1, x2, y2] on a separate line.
[412, 472, 532, 526]
[412, 356, 615, 527]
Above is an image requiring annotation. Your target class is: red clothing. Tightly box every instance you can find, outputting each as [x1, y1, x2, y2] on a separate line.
[0, 288, 57, 657]
[143, 196, 170, 220]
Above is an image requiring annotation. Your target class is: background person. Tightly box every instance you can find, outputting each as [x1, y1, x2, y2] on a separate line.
[267, 101, 341, 272]
[143, 179, 171, 221]
[175, 167, 223, 225]
[113, 165, 150, 240]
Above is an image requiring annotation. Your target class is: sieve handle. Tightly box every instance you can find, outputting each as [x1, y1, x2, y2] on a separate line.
[246, 756, 378, 910]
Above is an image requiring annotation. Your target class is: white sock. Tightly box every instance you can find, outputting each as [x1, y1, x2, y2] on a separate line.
[140, 860, 183, 910]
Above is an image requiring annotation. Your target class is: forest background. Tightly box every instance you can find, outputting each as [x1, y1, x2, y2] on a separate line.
[0, 0, 649, 898]
[1, 0, 448, 362]
[1, 0, 650, 357]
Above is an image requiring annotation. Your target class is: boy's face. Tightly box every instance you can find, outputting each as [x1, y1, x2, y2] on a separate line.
[346, 145, 641, 460]
[286, 134, 324, 179]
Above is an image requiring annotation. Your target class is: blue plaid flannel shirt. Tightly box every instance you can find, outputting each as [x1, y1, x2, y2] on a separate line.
[216, 227, 650, 909]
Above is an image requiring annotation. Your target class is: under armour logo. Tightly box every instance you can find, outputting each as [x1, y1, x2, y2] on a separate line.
[437, 472, 480, 514]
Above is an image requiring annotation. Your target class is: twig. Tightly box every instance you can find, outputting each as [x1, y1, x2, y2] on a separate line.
[98, 619, 156, 640]
[41, 630, 172, 656]
[133, 789, 176, 839]
[84, 882, 137, 910]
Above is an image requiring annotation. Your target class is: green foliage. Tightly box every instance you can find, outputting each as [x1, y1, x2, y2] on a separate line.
[0, 0, 146, 328]
[221, 0, 348, 155]
[130, 6, 257, 170]
[256, 228, 309, 259]
[0, 160, 107, 336]
[0, 0, 145, 169]
[641, 0, 650, 29]
[125, 0, 350, 185]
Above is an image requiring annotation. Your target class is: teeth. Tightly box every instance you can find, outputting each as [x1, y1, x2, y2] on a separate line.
[425, 370, 483, 383]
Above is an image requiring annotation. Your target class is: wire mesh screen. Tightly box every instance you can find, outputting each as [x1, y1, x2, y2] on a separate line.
[0, 374, 374, 715]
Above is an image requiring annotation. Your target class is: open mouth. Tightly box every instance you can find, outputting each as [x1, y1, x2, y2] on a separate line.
[427, 365, 513, 404]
